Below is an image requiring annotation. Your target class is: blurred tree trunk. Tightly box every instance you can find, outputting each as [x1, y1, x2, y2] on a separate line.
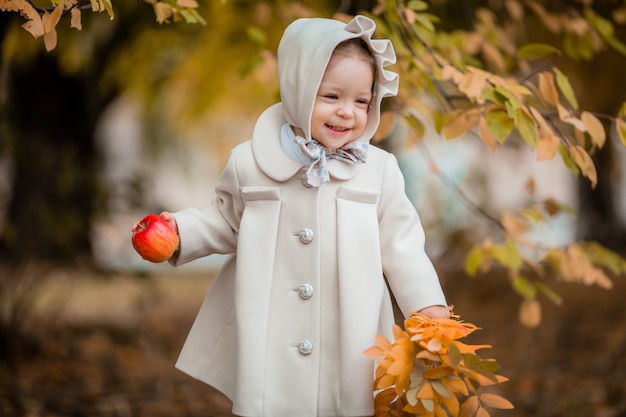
[0, 52, 98, 264]
[571, 50, 626, 251]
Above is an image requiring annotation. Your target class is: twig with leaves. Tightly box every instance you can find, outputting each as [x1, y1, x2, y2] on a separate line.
[364, 311, 513, 417]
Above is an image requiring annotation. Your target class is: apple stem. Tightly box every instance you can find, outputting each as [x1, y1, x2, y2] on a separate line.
[138, 220, 149, 232]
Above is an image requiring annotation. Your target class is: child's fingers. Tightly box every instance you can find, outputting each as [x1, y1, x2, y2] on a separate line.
[159, 211, 179, 233]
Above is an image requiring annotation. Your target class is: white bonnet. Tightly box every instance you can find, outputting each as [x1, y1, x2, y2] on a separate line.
[277, 15, 399, 143]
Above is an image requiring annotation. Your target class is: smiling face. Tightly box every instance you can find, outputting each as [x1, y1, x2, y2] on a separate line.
[308, 50, 375, 149]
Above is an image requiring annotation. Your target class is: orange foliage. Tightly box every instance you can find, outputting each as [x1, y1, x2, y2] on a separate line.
[364, 312, 513, 417]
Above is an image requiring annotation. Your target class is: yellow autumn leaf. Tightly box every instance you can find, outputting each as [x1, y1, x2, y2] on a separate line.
[556, 102, 571, 121]
[579, 260, 613, 289]
[515, 107, 538, 146]
[536, 133, 560, 161]
[481, 42, 506, 73]
[0, 0, 19, 11]
[43, 25, 57, 51]
[459, 396, 480, 417]
[458, 72, 487, 101]
[20, 2, 44, 38]
[581, 111, 605, 148]
[490, 238, 523, 272]
[568, 145, 597, 187]
[519, 298, 541, 328]
[478, 116, 497, 151]
[70, 7, 82, 30]
[177, 0, 198, 7]
[90, 0, 103, 12]
[480, 393, 515, 409]
[101, 0, 114, 18]
[563, 115, 587, 132]
[543, 197, 577, 216]
[441, 393, 460, 416]
[441, 64, 464, 84]
[520, 205, 546, 223]
[464, 245, 490, 277]
[518, 42, 561, 59]
[501, 212, 529, 237]
[554, 67, 578, 109]
[417, 381, 435, 399]
[43, 0, 64, 34]
[538, 71, 559, 106]
[441, 109, 480, 139]
[423, 365, 456, 380]
[476, 406, 491, 417]
[154, 1, 174, 24]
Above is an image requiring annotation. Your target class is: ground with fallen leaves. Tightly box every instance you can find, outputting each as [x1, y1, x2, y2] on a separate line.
[0, 265, 625, 417]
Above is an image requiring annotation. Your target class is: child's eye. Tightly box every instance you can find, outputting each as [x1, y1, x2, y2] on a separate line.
[324, 94, 338, 100]
[356, 99, 371, 107]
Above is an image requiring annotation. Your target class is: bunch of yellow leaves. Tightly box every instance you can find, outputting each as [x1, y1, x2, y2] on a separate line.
[364, 312, 513, 417]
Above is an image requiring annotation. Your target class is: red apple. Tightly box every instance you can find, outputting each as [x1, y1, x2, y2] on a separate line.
[132, 214, 179, 263]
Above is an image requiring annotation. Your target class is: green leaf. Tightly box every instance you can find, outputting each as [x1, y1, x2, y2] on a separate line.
[494, 86, 523, 110]
[238, 55, 263, 78]
[490, 239, 523, 272]
[448, 343, 463, 367]
[414, 12, 437, 32]
[515, 108, 538, 146]
[404, 112, 426, 139]
[485, 107, 514, 143]
[559, 144, 579, 175]
[431, 380, 451, 398]
[406, 387, 420, 406]
[246, 25, 267, 48]
[554, 68, 578, 109]
[464, 246, 486, 276]
[511, 274, 537, 300]
[585, 8, 626, 55]
[481, 87, 502, 105]
[518, 43, 562, 59]
[582, 241, 626, 275]
[534, 282, 563, 306]
[408, 0, 428, 11]
[421, 398, 435, 412]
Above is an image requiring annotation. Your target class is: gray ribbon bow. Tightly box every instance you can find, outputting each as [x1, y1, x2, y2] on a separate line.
[295, 136, 368, 187]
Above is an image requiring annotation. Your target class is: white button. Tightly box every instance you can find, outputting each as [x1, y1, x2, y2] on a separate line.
[298, 340, 313, 355]
[297, 284, 314, 300]
[297, 228, 314, 244]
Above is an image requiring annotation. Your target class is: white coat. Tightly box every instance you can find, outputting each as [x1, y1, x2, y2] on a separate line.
[169, 16, 447, 417]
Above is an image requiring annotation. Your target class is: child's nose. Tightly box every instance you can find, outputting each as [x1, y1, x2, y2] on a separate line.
[337, 102, 354, 118]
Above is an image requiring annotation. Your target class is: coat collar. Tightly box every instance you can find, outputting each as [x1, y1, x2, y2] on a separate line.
[252, 103, 361, 183]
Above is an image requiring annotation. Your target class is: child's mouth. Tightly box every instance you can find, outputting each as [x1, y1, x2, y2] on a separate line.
[326, 124, 349, 133]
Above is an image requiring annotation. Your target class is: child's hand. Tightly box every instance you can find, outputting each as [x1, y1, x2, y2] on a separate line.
[418, 305, 451, 319]
[157, 211, 179, 234]
[132, 211, 179, 234]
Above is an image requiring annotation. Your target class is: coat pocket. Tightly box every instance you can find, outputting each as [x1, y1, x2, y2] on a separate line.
[337, 186, 380, 205]
[240, 186, 281, 202]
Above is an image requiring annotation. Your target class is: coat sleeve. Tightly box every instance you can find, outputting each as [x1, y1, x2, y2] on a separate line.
[169, 149, 243, 266]
[378, 152, 447, 316]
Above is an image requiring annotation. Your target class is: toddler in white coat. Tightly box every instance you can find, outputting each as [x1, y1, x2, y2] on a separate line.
[133, 14, 449, 417]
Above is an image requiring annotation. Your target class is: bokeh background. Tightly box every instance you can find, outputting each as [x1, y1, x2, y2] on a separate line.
[1, 1, 626, 416]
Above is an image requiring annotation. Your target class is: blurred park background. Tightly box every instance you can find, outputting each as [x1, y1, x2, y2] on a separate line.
[1, 0, 626, 416]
